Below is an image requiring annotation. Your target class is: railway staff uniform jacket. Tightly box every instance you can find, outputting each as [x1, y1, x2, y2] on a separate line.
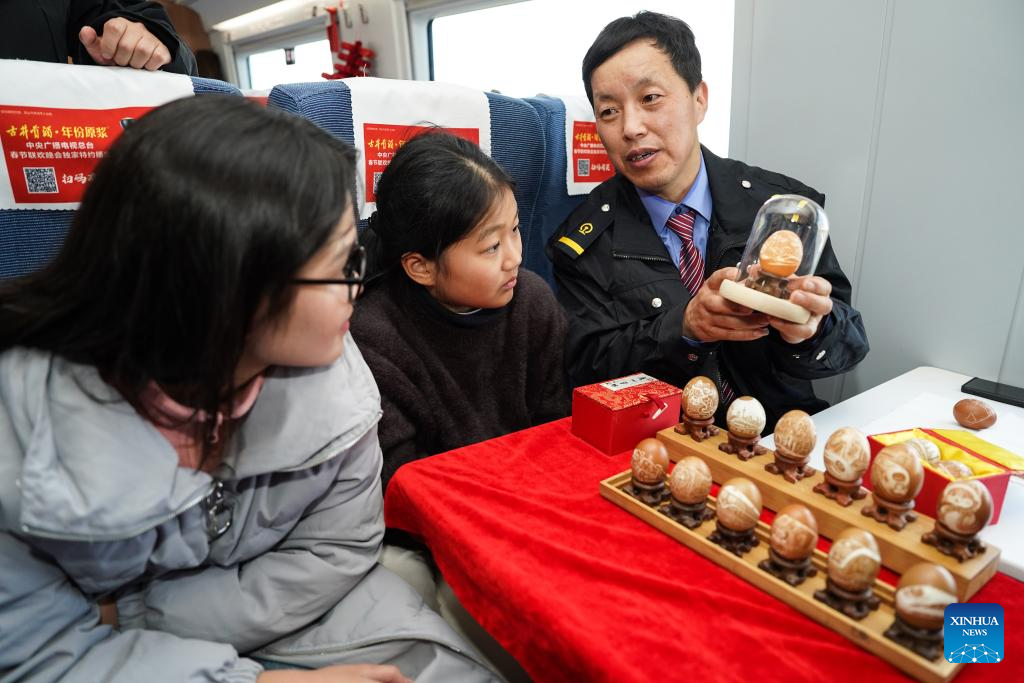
[547, 146, 869, 431]
[0, 336, 498, 682]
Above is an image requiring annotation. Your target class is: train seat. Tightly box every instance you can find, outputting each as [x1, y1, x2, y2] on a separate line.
[267, 78, 551, 286]
[0, 60, 240, 280]
[524, 95, 590, 285]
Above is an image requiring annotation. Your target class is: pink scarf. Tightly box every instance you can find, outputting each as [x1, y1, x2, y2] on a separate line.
[138, 376, 265, 469]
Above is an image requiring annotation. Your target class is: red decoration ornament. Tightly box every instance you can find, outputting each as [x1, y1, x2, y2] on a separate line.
[322, 7, 375, 79]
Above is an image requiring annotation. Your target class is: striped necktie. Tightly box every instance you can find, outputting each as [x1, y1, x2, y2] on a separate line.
[666, 208, 704, 296]
[666, 207, 736, 405]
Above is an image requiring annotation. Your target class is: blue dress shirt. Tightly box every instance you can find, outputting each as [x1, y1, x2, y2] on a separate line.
[638, 152, 712, 267]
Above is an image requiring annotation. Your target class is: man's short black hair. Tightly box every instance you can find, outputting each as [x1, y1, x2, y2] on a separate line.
[582, 11, 702, 105]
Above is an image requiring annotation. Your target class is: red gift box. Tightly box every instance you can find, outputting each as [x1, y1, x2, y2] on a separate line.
[866, 428, 1019, 525]
[571, 373, 682, 455]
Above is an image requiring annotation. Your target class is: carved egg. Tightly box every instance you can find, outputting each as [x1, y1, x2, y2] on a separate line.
[726, 396, 766, 439]
[770, 504, 819, 561]
[630, 437, 669, 485]
[827, 527, 881, 593]
[822, 427, 870, 483]
[758, 229, 804, 277]
[683, 376, 719, 420]
[903, 437, 941, 466]
[870, 443, 924, 503]
[773, 410, 816, 458]
[954, 399, 997, 430]
[716, 477, 762, 532]
[934, 459, 973, 480]
[669, 456, 713, 505]
[937, 479, 993, 536]
[895, 563, 958, 631]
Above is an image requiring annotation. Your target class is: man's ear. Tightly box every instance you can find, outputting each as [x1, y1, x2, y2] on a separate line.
[400, 252, 437, 287]
[693, 80, 709, 125]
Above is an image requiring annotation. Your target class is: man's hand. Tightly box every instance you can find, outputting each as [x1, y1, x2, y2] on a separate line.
[770, 274, 833, 344]
[683, 267, 770, 342]
[79, 18, 171, 70]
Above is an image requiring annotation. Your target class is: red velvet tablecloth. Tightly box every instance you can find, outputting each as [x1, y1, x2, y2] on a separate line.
[384, 418, 1022, 683]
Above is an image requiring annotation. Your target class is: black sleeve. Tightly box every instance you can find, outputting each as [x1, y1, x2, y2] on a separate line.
[550, 228, 714, 390]
[69, 0, 198, 75]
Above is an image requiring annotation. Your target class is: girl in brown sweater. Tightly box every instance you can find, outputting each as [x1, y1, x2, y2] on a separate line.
[350, 131, 570, 491]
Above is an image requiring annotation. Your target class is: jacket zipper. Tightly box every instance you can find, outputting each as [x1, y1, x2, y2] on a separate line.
[712, 239, 748, 271]
[611, 250, 673, 265]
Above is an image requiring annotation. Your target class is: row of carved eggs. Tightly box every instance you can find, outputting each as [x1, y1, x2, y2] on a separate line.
[681, 380, 821, 461]
[824, 433, 993, 533]
[683, 383, 990, 486]
[683, 383, 819, 462]
[629, 441, 965, 626]
[633, 431, 993, 538]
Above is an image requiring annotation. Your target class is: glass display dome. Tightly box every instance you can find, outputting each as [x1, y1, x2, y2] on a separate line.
[719, 194, 829, 324]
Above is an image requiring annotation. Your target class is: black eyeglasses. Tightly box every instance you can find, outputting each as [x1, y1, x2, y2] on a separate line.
[291, 244, 366, 302]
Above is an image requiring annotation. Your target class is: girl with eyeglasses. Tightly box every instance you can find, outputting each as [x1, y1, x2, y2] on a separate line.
[0, 97, 498, 683]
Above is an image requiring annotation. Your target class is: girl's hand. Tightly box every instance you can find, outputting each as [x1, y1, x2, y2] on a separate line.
[258, 664, 412, 683]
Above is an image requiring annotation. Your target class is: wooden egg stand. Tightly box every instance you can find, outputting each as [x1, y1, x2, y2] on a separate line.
[657, 427, 1000, 601]
[598, 470, 962, 683]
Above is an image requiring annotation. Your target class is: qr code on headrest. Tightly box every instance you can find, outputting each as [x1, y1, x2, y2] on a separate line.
[372, 172, 383, 194]
[24, 167, 59, 194]
[576, 158, 590, 177]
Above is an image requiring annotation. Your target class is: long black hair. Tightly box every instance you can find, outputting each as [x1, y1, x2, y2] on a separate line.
[366, 131, 514, 279]
[582, 11, 702, 104]
[0, 95, 356, 443]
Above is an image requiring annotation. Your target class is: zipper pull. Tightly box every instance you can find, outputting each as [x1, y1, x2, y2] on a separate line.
[204, 480, 233, 539]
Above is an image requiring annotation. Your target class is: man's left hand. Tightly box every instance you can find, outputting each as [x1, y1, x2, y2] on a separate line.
[769, 275, 833, 344]
[79, 18, 171, 70]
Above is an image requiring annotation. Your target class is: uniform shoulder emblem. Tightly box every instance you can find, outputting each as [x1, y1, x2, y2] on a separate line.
[551, 202, 614, 260]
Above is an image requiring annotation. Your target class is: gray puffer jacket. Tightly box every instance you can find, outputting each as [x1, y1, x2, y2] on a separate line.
[0, 337, 497, 682]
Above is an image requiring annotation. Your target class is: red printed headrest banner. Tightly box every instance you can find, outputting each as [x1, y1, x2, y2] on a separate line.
[363, 123, 479, 203]
[242, 89, 271, 107]
[0, 60, 194, 210]
[347, 77, 491, 219]
[563, 95, 613, 196]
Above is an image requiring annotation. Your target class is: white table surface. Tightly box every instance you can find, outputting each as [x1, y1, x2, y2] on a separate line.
[762, 366, 1024, 582]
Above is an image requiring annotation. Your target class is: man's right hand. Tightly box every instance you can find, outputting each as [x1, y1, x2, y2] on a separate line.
[682, 267, 770, 342]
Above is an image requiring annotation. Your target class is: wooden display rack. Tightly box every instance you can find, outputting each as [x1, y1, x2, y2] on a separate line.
[658, 427, 999, 601]
[599, 470, 964, 683]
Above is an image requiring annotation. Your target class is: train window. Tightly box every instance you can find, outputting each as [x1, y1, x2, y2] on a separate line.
[426, 0, 734, 154]
[245, 39, 333, 90]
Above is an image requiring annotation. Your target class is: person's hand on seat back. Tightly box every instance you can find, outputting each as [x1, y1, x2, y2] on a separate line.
[79, 18, 171, 70]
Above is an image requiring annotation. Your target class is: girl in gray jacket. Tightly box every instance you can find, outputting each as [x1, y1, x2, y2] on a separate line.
[0, 96, 497, 683]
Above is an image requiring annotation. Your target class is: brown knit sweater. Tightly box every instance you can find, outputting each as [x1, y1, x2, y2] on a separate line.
[350, 269, 570, 490]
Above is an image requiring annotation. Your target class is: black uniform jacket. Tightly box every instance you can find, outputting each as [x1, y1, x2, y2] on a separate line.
[0, 0, 197, 75]
[547, 146, 869, 431]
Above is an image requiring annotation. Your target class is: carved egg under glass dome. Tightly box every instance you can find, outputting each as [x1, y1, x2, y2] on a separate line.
[719, 194, 829, 324]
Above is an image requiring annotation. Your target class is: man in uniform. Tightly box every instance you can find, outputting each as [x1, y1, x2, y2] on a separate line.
[547, 11, 868, 430]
